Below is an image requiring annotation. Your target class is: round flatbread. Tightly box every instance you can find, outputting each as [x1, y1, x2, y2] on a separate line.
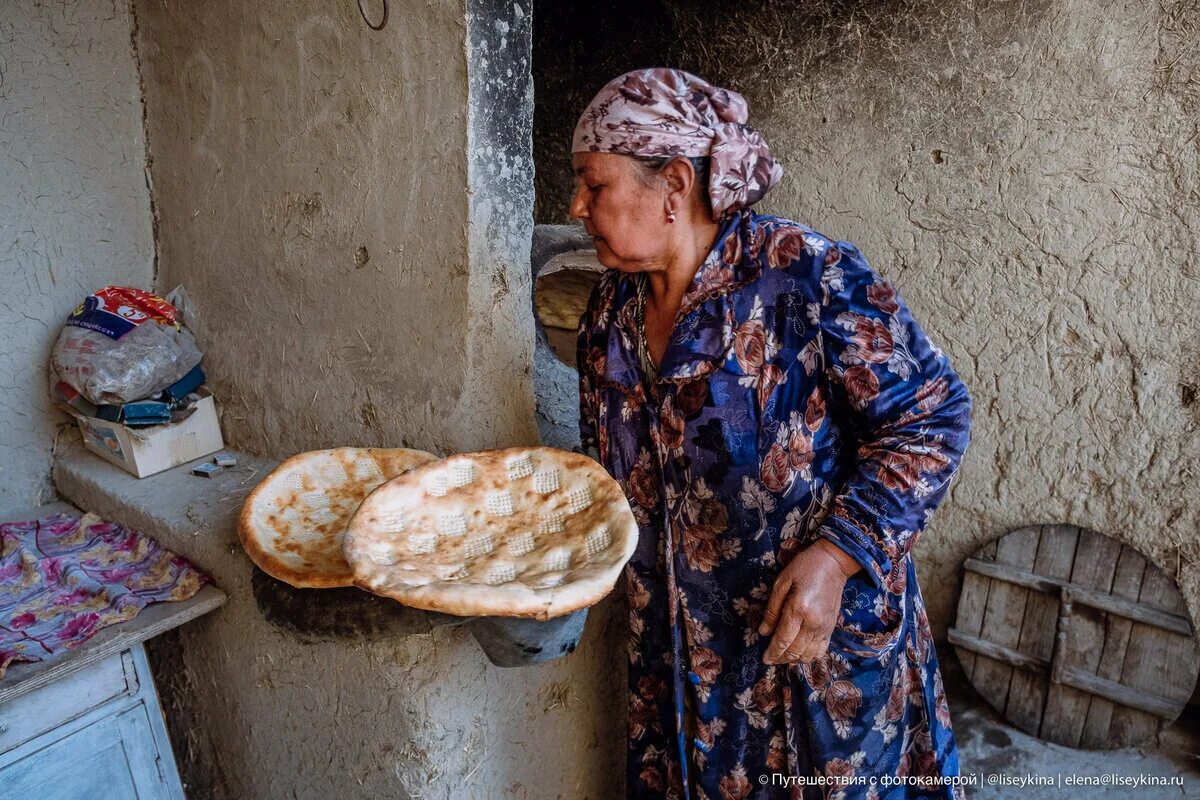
[238, 447, 438, 588]
[344, 447, 638, 619]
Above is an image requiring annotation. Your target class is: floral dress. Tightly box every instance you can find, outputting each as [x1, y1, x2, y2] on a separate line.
[576, 209, 973, 799]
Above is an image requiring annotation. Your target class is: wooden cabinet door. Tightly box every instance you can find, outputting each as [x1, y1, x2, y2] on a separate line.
[0, 702, 181, 800]
[0, 702, 180, 800]
[0, 644, 184, 800]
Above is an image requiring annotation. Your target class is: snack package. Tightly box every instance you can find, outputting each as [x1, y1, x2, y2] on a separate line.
[51, 286, 203, 406]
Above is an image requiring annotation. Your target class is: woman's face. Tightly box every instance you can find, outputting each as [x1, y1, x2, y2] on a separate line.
[570, 152, 670, 271]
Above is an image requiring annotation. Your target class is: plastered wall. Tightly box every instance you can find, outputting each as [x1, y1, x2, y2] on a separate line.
[132, 0, 624, 796]
[0, 0, 154, 513]
[136, 0, 538, 459]
[533, 0, 1200, 639]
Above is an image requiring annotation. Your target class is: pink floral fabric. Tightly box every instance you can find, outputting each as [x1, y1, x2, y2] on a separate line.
[572, 69, 784, 221]
[0, 513, 209, 678]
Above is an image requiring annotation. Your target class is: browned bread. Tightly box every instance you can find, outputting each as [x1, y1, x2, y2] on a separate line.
[238, 447, 437, 588]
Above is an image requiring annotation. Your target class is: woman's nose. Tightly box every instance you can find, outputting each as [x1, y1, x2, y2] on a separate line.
[569, 187, 588, 221]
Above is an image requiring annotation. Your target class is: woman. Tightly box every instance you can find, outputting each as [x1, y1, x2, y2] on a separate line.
[572, 69, 972, 800]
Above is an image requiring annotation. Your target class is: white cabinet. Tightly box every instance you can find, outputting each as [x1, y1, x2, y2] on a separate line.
[0, 645, 185, 800]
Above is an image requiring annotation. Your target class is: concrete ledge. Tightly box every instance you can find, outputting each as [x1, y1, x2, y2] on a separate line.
[52, 433, 459, 642]
[53, 433, 271, 575]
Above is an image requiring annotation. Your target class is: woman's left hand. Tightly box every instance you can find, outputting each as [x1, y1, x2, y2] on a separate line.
[758, 539, 861, 665]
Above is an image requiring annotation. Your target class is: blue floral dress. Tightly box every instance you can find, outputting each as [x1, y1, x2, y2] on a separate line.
[576, 209, 973, 799]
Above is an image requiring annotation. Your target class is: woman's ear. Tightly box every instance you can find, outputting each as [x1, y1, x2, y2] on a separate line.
[660, 157, 696, 212]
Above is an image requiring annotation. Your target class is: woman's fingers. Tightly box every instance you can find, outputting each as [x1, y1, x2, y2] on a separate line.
[763, 591, 807, 664]
[758, 572, 793, 637]
[765, 614, 806, 664]
[760, 547, 848, 664]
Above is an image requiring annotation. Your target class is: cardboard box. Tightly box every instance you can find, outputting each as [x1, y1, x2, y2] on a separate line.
[74, 387, 225, 478]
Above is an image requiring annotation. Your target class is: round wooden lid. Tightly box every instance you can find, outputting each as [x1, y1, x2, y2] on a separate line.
[950, 524, 1198, 749]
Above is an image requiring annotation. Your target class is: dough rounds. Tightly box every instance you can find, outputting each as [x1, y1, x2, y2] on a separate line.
[239, 447, 437, 588]
[344, 447, 638, 619]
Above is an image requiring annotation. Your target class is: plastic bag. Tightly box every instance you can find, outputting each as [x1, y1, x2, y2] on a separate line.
[51, 286, 203, 406]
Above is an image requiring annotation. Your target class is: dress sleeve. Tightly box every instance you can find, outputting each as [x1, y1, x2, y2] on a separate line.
[814, 239, 973, 589]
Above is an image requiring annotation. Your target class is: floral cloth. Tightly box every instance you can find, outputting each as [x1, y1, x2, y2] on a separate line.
[0, 513, 209, 678]
[577, 210, 973, 799]
[572, 69, 783, 221]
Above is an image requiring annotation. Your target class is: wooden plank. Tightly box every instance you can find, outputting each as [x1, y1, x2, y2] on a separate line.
[972, 527, 1040, 715]
[1061, 667, 1181, 720]
[962, 558, 1194, 636]
[129, 645, 187, 800]
[947, 628, 1049, 673]
[942, 634, 1180, 719]
[1109, 562, 1200, 744]
[0, 707, 145, 797]
[0, 644, 185, 797]
[1039, 529, 1121, 746]
[0, 585, 226, 705]
[1079, 544, 1146, 747]
[1006, 524, 1078, 737]
[954, 538, 997, 680]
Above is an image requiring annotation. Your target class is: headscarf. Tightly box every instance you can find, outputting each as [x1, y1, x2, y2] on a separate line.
[572, 68, 783, 221]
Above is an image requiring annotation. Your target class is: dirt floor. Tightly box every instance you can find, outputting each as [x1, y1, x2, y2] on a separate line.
[942, 656, 1200, 798]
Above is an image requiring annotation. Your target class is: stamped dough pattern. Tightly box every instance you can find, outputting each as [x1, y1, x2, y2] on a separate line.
[352, 451, 622, 595]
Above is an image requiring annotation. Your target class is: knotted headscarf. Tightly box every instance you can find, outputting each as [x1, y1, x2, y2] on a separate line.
[572, 68, 783, 221]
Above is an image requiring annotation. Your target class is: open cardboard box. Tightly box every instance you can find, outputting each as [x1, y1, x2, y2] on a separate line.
[69, 387, 225, 478]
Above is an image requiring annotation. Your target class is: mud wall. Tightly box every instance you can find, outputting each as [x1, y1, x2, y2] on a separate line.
[137, 0, 538, 459]
[0, 0, 154, 513]
[533, 0, 1200, 638]
[132, 1, 623, 797]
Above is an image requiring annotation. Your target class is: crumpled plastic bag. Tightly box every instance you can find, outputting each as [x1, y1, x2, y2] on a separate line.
[51, 286, 203, 406]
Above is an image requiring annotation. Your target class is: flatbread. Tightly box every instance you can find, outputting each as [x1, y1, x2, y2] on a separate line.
[343, 447, 638, 619]
[238, 447, 437, 588]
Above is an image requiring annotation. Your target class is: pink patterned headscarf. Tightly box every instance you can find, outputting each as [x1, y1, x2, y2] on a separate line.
[572, 68, 783, 221]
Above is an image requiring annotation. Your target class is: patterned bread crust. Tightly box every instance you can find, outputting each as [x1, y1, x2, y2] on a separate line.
[238, 447, 438, 588]
[344, 447, 638, 619]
